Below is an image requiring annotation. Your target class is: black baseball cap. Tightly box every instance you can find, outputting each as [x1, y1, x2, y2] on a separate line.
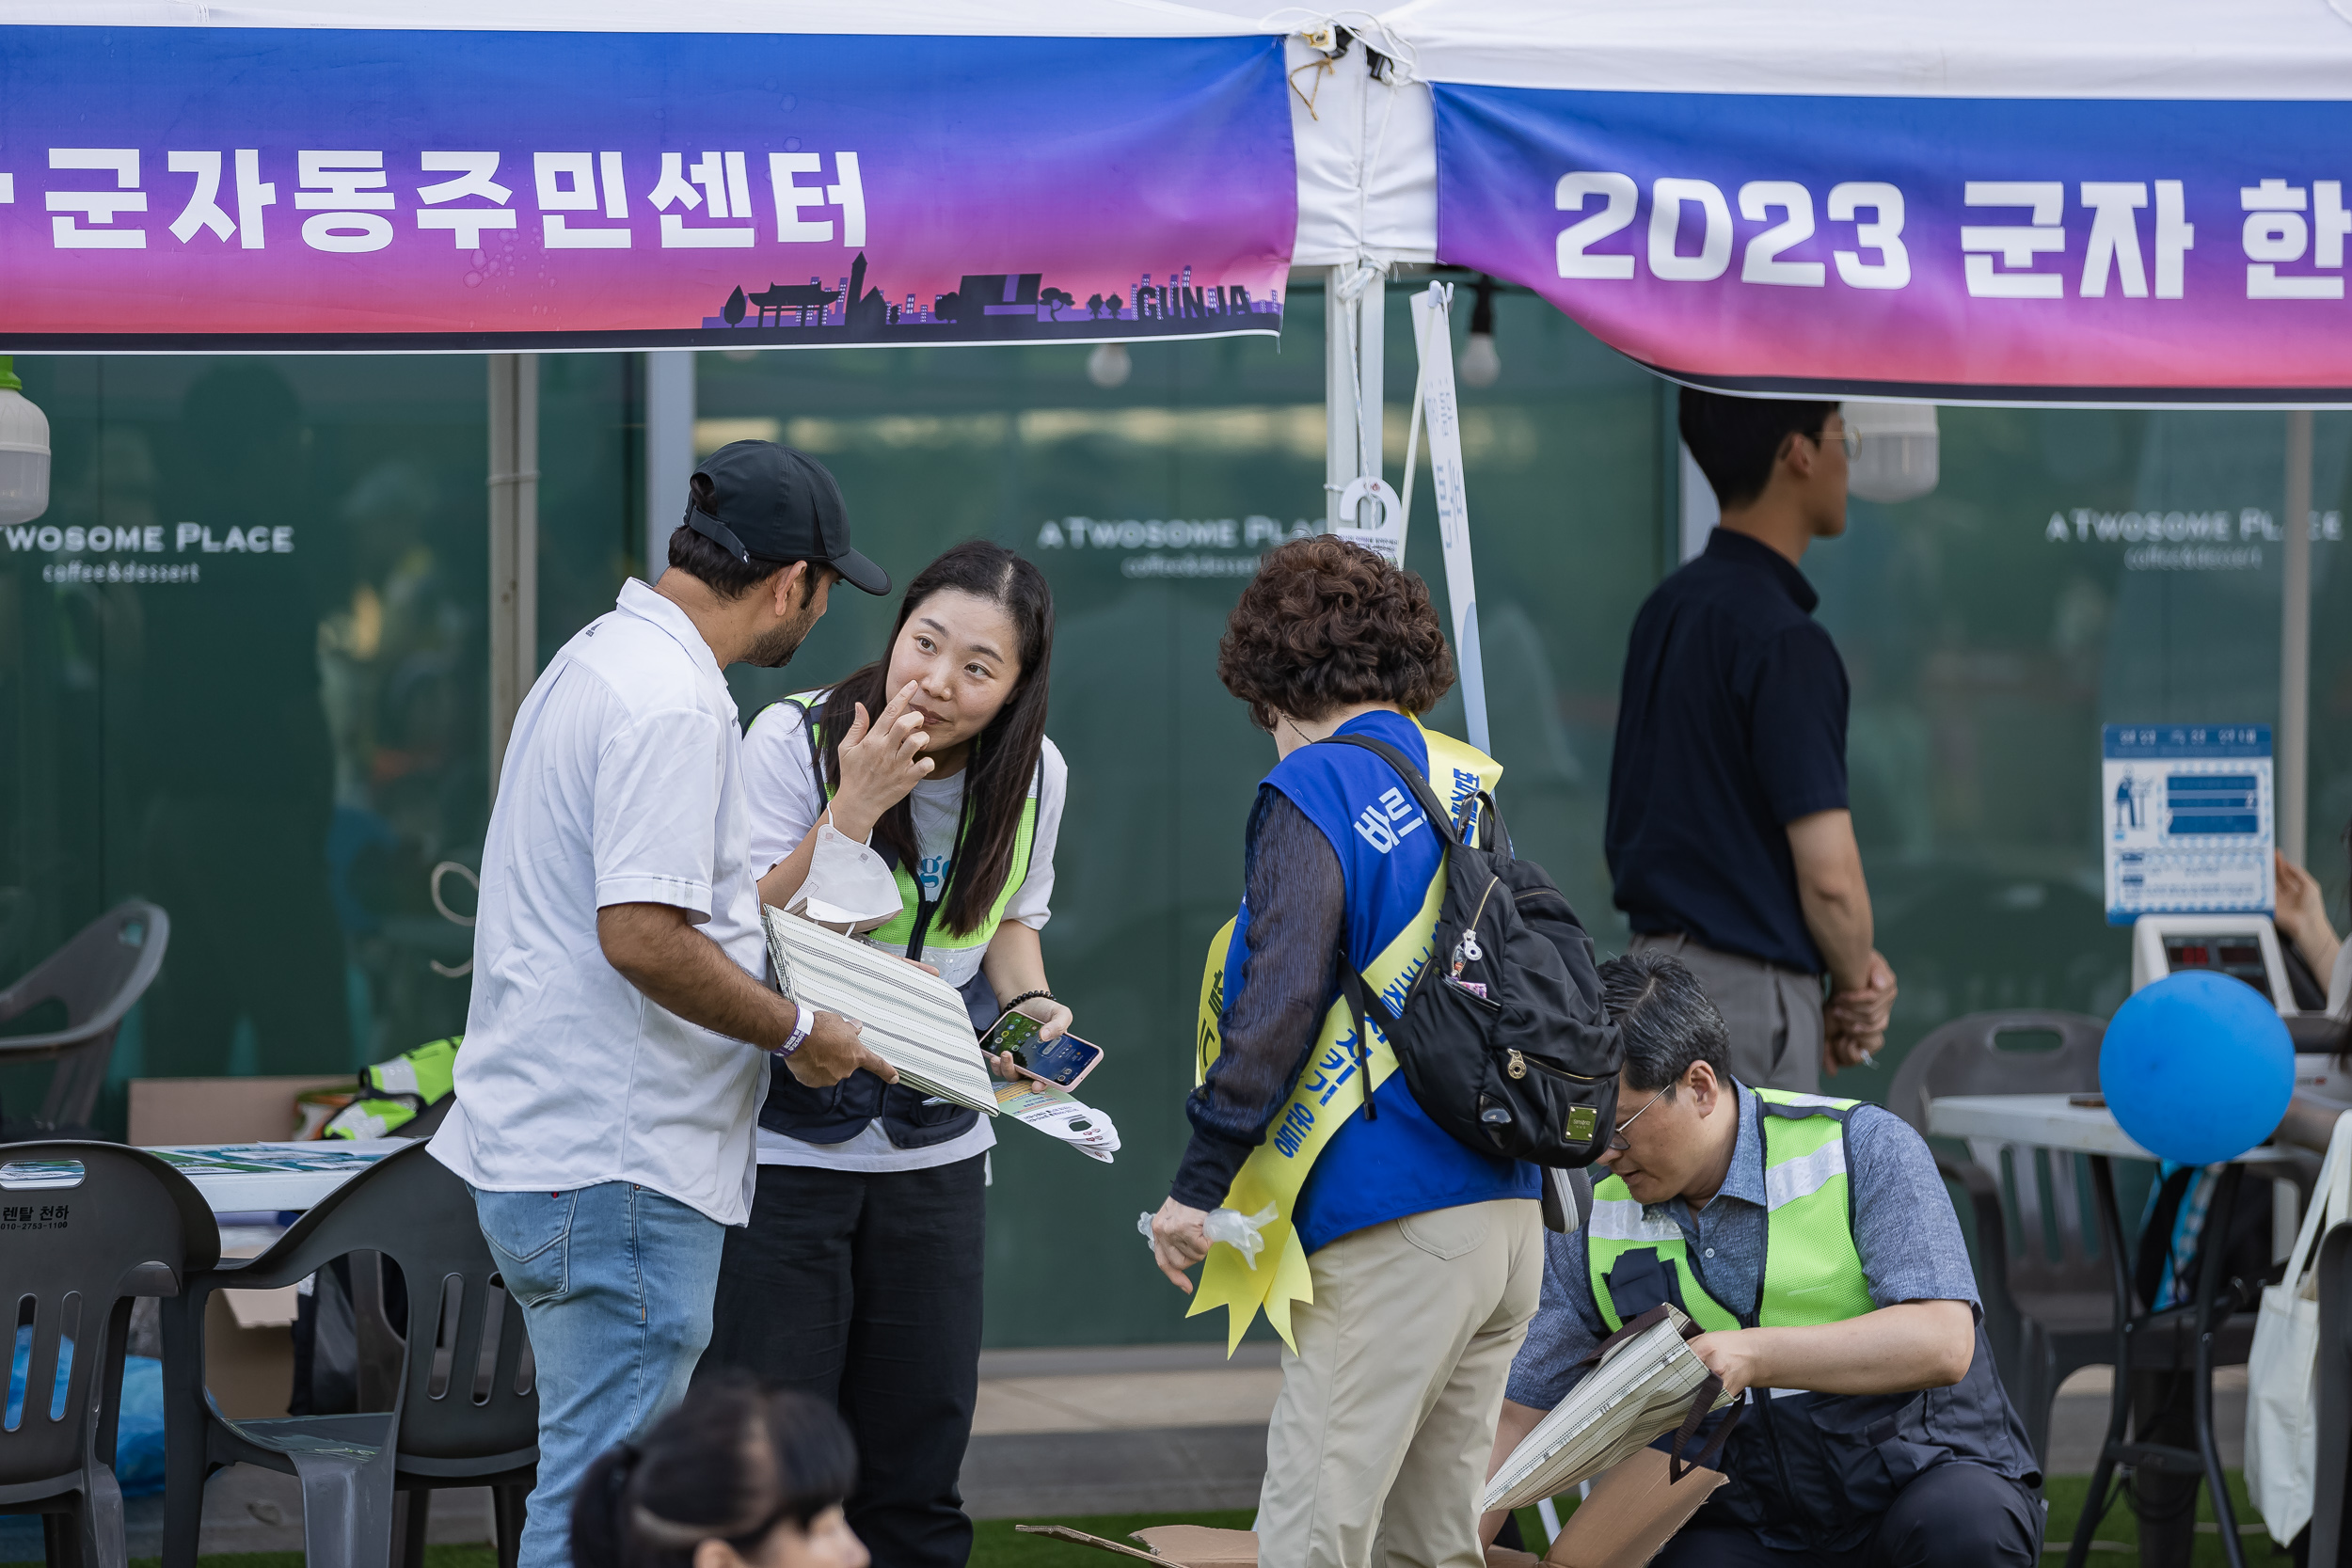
[685, 440, 890, 595]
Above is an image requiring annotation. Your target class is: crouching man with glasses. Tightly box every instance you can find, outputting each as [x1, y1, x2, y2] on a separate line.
[1484, 951, 2043, 1568]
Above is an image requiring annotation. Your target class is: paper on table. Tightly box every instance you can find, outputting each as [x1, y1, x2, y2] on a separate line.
[994, 1077, 1119, 1162]
[763, 907, 997, 1116]
[1482, 1305, 1736, 1513]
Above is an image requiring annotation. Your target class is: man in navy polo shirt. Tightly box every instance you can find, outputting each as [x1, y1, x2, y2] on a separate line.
[1604, 390, 1897, 1092]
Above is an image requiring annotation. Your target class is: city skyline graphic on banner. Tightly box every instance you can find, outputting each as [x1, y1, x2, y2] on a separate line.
[0, 29, 1294, 351]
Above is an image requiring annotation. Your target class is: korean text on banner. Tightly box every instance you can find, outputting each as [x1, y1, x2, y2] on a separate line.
[0, 31, 1295, 351]
[1435, 87, 2352, 401]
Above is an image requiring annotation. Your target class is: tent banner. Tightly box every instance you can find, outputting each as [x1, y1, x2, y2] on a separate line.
[0, 29, 1294, 351]
[1435, 85, 2352, 403]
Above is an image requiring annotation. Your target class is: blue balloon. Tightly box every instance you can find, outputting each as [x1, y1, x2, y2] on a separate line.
[2101, 970, 2294, 1165]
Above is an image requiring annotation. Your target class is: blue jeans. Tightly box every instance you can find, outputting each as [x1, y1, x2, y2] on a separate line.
[470, 1181, 725, 1568]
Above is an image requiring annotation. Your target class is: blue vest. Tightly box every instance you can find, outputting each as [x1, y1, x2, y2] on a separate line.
[1228, 711, 1538, 1255]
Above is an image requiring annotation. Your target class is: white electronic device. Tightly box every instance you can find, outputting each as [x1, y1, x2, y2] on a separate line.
[2128, 912, 2298, 1015]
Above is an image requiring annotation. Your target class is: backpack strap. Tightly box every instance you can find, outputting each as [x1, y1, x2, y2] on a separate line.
[1313, 729, 1477, 1125]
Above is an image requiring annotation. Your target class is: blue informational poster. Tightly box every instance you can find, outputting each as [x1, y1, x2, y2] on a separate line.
[2103, 724, 2273, 925]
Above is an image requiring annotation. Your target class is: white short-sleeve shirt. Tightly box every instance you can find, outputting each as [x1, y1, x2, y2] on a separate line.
[739, 693, 1067, 1172]
[431, 579, 771, 1226]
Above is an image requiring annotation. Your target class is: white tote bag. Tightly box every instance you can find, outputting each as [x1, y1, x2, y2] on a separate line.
[2245, 1110, 2352, 1544]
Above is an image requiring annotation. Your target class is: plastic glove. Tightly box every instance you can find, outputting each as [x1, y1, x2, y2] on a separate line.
[1136, 1203, 1277, 1271]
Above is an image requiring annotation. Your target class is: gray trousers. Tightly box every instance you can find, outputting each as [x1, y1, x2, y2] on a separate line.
[1628, 932, 1823, 1092]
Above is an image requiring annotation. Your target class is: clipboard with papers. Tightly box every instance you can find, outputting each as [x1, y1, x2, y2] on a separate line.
[762, 907, 999, 1117]
[1482, 1304, 1740, 1513]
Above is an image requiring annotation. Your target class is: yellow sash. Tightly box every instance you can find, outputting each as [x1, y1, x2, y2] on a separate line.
[1188, 721, 1503, 1352]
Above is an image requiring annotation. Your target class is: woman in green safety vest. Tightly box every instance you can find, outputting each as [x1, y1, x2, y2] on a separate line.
[700, 539, 1069, 1568]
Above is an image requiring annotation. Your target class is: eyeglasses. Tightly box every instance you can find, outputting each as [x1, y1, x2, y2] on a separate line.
[1809, 423, 1861, 462]
[1607, 1085, 1670, 1151]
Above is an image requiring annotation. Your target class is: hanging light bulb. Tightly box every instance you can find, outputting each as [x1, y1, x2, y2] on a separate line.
[0, 356, 50, 528]
[1458, 277, 1501, 388]
[1087, 341, 1132, 389]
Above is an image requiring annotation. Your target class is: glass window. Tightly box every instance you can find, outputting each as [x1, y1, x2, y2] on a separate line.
[1810, 409, 2352, 1060]
[0, 356, 636, 1134]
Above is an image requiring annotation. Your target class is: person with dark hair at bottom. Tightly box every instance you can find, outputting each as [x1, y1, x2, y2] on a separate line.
[573, 1372, 867, 1568]
[701, 539, 1069, 1568]
[1609, 389, 1897, 1091]
[1485, 950, 2042, 1568]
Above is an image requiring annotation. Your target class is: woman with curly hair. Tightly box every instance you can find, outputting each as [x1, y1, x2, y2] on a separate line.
[1147, 536, 1546, 1568]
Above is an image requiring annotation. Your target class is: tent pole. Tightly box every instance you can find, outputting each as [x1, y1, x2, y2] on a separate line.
[2281, 408, 2314, 867]
[1355, 272, 1384, 526]
[488, 352, 540, 796]
[644, 349, 696, 583]
[1325, 264, 1386, 531]
[1326, 267, 1356, 528]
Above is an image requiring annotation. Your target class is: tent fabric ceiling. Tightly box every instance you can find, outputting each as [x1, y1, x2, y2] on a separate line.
[0, 0, 1262, 33]
[1276, 0, 2352, 268]
[13, 2, 2352, 272]
[1376, 0, 2352, 99]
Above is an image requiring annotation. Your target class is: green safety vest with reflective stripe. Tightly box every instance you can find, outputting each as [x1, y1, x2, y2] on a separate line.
[1584, 1085, 2041, 1555]
[776, 691, 1039, 959]
[1587, 1088, 1876, 1332]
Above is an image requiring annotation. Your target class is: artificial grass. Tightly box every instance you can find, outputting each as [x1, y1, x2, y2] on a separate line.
[13, 1473, 2281, 1568]
[2041, 1470, 2278, 1565]
[981, 1469, 2278, 1567]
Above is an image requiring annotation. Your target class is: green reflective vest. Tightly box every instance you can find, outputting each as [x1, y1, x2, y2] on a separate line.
[1583, 1086, 2041, 1554]
[777, 692, 1039, 961]
[1586, 1088, 1876, 1331]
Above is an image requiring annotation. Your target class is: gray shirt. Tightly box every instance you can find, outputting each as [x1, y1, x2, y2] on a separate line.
[1505, 1084, 1980, 1409]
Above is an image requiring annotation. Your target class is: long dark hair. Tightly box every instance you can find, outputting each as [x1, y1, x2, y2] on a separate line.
[572, 1375, 857, 1568]
[818, 540, 1054, 935]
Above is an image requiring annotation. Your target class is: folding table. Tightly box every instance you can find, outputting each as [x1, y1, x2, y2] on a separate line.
[1927, 1094, 2296, 1568]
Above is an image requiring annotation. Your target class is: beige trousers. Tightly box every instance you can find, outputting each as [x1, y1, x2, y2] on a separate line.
[1628, 930, 1823, 1092]
[1256, 1197, 1544, 1568]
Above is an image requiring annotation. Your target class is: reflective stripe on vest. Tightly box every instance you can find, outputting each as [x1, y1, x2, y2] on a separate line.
[1587, 1087, 1876, 1334]
[779, 693, 1040, 955]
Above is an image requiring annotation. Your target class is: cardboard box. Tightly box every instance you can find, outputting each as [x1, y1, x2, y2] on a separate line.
[128, 1073, 347, 1420]
[1015, 1528, 1534, 1568]
[1018, 1450, 1723, 1568]
[201, 1289, 294, 1419]
[128, 1074, 350, 1148]
[1545, 1449, 1725, 1568]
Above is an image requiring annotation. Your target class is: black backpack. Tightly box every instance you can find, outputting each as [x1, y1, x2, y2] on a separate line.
[1322, 734, 1622, 1170]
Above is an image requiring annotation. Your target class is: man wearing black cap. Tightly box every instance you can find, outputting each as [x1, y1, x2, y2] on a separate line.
[431, 442, 894, 1568]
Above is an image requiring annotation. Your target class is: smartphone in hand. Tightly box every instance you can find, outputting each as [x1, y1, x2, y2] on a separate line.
[981, 1007, 1104, 1091]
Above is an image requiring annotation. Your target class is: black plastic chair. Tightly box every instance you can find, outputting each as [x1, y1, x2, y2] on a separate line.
[1887, 1009, 2120, 1464]
[0, 1140, 219, 1568]
[0, 903, 169, 1139]
[2312, 1222, 2352, 1568]
[159, 1141, 534, 1568]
